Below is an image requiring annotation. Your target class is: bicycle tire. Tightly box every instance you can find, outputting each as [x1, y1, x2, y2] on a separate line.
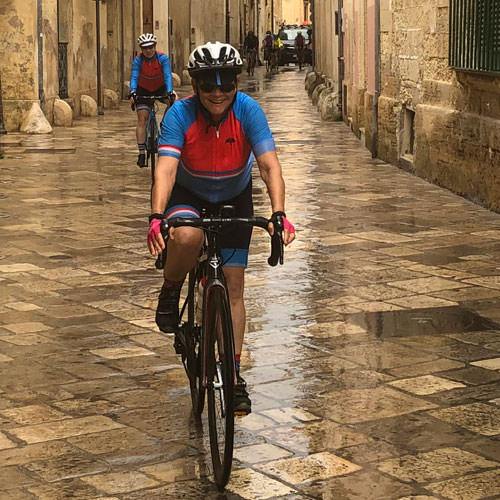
[148, 126, 157, 174]
[205, 283, 235, 490]
[185, 268, 205, 415]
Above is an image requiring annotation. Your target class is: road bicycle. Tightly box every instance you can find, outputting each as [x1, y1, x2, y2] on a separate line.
[270, 48, 280, 74]
[246, 48, 257, 76]
[132, 95, 172, 181]
[156, 207, 284, 489]
[296, 47, 305, 71]
[264, 47, 272, 73]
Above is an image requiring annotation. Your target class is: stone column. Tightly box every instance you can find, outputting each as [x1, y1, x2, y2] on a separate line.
[0, 71, 6, 135]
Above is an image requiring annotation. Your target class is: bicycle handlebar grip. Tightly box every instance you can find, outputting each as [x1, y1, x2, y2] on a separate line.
[268, 231, 284, 266]
[154, 220, 169, 270]
[154, 253, 164, 269]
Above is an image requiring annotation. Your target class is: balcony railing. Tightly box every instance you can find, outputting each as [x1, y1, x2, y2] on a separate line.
[449, 0, 500, 74]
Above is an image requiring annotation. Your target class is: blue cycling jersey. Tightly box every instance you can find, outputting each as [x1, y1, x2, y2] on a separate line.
[158, 92, 275, 203]
[130, 52, 173, 93]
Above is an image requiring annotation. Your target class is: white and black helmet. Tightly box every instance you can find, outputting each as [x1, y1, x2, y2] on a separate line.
[188, 42, 243, 76]
[137, 33, 156, 47]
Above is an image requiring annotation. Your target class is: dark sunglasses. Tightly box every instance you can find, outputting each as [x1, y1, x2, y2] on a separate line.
[199, 82, 236, 93]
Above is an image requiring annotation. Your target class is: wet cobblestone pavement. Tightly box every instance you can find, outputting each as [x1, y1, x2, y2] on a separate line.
[1, 68, 500, 499]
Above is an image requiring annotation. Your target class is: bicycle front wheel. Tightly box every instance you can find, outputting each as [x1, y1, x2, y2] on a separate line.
[205, 284, 235, 490]
[148, 125, 157, 177]
[186, 269, 205, 416]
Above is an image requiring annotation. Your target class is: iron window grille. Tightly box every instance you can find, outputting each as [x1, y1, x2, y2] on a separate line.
[449, 0, 500, 74]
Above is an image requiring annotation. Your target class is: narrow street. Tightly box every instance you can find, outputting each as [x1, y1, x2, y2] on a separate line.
[1, 68, 500, 499]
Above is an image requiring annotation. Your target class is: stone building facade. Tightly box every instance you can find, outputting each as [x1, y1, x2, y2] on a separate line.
[281, 0, 310, 25]
[303, 0, 340, 121]
[314, 0, 500, 210]
[0, 0, 142, 131]
[0, 0, 301, 132]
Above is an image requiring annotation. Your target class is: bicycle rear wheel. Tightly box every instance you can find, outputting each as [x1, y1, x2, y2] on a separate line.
[205, 283, 235, 490]
[148, 124, 157, 178]
[185, 269, 205, 415]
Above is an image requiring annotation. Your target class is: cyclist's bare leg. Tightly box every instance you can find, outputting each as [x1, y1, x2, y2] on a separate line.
[164, 227, 204, 281]
[136, 108, 149, 145]
[223, 266, 245, 358]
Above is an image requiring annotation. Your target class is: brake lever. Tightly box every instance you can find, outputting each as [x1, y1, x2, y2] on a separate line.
[155, 219, 169, 270]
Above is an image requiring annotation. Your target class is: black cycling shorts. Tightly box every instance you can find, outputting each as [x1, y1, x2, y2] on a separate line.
[165, 181, 254, 268]
[136, 85, 167, 110]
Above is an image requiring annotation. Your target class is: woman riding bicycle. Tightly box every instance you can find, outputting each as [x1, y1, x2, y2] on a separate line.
[271, 34, 283, 71]
[262, 31, 274, 69]
[129, 33, 176, 167]
[147, 41, 295, 415]
[243, 30, 259, 75]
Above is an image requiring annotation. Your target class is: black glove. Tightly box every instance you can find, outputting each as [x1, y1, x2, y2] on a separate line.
[129, 91, 137, 110]
[269, 211, 286, 232]
[166, 91, 176, 106]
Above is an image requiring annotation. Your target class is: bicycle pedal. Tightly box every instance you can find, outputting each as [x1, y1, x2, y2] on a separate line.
[234, 409, 251, 416]
[173, 336, 184, 355]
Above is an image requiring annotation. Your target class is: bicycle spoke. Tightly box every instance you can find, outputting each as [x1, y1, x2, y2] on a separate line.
[206, 286, 234, 490]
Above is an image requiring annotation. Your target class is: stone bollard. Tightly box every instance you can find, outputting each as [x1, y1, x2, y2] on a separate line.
[182, 70, 191, 86]
[20, 102, 53, 134]
[306, 71, 325, 94]
[80, 95, 98, 116]
[317, 86, 332, 111]
[311, 83, 327, 106]
[318, 88, 341, 121]
[53, 98, 73, 127]
[304, 71, 317, 92]
[103, 89, 119, 109]
[172, 72, 181, 88]
[322, 92, 342, 121]
[309, 74, 325, 97]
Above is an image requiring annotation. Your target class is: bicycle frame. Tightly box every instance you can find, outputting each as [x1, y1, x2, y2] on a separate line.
[199, 222, 233, 389]
[145, 106, 159, 145]
[159, 211, 284, 489]
[133, 95, 170, 176]
[145, 104, 159, 180]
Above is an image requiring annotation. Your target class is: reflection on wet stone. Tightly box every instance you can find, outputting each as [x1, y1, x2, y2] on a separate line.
[1, 70, 500, 498]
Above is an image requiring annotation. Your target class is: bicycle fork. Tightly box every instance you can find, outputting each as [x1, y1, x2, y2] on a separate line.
[214, 362, 226, 417]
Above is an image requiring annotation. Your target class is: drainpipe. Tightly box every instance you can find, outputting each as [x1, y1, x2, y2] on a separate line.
[167, 0, 171, 63]
[120, 0, 125, 98]
[337, 0, 344, 115]
[95, 0, 104, 115]
[311, 0, 315, 68]
[132, 0, 136, 58]
[372, 0, 380, 157]
[256, 3, 260, 39]
[271, 0, 274, 32]
[226, 0, 230, 42]
[0, 71, 6, 134]
[37, 0, 45, 113]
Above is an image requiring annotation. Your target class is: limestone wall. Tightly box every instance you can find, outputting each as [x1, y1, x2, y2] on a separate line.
[0, 0, 143, 129]
[0, 0, 39, 130]
[281, 0, 304, 25]
[191, 0, 225, 51]
[314, 0, 338, 82]
[42, 0, 58, 123]
[67, 2, 97, 103]
[169, 0, 191, 75]
[339, 0, 500, 210]
[153, 0, 169, 54]
[343, 0, 368, 137]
